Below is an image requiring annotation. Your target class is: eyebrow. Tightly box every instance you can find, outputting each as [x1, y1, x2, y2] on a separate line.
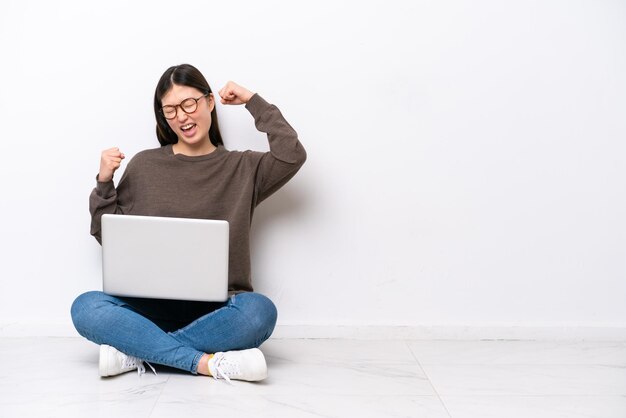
[162, 94, 207, 107]
[161, 97, 193, 107]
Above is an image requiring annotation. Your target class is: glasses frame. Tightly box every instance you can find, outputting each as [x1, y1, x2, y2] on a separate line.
[160, 92, 209, 120]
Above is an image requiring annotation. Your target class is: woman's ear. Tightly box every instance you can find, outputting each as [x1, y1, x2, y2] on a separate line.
[208, 93, 215, 111]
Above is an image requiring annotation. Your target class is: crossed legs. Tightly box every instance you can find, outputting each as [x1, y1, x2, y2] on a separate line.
[70, 290, 277, 374]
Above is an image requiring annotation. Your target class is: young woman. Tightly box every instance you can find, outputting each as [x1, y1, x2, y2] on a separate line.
[70, 64, 306, 382]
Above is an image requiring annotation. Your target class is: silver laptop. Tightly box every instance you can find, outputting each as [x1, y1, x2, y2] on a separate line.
[101, 214, 229, 302]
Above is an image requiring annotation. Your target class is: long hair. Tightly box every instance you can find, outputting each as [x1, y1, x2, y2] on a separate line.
[154, 64, 224, 147]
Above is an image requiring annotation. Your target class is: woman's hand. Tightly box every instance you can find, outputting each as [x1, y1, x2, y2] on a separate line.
[218, 81, 255, 105]
[98, 147, 125, 182]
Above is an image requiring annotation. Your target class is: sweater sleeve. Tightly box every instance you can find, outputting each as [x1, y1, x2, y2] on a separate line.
[245, 93, 307, 204]
[89, 162, 134, 244]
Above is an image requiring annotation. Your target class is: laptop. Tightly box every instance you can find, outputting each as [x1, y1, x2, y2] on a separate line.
[101, 214, 229, 302]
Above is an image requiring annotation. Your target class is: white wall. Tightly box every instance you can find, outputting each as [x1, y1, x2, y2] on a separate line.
[1, 0, 625, 337]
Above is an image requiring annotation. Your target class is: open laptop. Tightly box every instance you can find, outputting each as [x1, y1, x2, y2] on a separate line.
[101, 214, 229, 302]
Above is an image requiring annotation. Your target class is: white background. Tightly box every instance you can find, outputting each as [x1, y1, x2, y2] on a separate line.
[0, 0, 624, 336]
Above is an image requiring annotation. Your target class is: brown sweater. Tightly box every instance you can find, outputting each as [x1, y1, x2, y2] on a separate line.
[89, 93, 306, 294]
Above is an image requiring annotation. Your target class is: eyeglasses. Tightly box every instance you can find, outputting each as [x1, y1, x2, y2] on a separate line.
[160, 92, 209, 120]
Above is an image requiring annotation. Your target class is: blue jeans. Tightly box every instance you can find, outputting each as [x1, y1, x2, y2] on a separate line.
[70, 291, 277, 374]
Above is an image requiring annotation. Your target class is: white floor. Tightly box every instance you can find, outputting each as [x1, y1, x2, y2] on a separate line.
[1, 338, 625, 417]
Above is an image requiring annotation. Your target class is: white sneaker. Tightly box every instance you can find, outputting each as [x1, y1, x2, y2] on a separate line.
[99, 344, 156, 377]
[208, 348, 267, 383]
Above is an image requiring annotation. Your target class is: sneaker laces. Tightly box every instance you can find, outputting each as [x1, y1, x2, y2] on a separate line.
[122, 355, 157, 377]
[211, 352, 240, 384]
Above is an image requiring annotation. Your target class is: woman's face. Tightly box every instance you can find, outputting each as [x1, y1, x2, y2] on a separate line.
[161, 84, 214, 148]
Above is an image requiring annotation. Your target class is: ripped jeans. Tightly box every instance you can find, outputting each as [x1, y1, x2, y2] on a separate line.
[70, 290, 277, 374]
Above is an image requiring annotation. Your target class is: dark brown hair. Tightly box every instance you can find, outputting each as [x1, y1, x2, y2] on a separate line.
[154, 64, 224, 147]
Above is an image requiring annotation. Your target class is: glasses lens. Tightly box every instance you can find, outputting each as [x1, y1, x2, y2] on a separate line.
[162, 106, 176, 119]
[181, 98, 198, 114]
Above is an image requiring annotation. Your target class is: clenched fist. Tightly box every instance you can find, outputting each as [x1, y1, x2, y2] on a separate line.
[218, 81, 255, 105]
[98, 147, 125, 182]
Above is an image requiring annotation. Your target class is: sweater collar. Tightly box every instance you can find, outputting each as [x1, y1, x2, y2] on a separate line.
[165, 144, 226, 162]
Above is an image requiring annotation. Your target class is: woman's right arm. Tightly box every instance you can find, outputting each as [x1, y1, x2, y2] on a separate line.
[89, 147, 131, 244]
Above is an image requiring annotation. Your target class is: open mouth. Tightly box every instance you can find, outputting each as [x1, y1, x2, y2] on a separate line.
[181, 123, 196, 132]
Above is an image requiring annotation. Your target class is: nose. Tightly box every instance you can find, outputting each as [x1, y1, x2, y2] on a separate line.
[176, 106, 189, 123]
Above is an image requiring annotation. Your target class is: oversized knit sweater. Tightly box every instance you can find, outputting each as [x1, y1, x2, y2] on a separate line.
[89, 93, 307, 295]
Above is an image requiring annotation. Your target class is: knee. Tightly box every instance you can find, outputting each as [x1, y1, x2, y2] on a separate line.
[70, 291, 107, 332]
[234, 292, 278, 341]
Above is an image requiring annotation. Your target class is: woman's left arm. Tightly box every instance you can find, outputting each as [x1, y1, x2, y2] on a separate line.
[219, 81, 307, 204]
